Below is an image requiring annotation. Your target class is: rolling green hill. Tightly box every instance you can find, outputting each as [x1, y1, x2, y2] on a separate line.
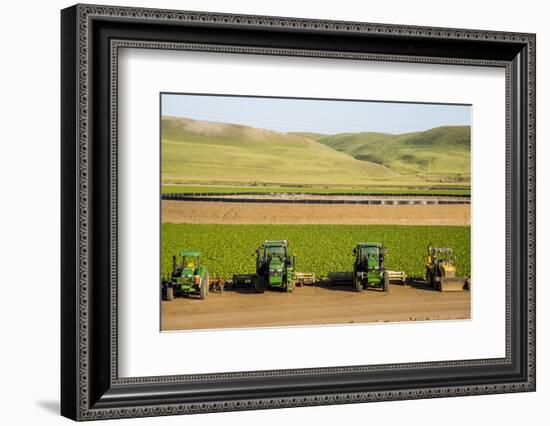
[162, 116, 470, 187]
[162, 116, 400, 186]
[310, 126, 470, 182]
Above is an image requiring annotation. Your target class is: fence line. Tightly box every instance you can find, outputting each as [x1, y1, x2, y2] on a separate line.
[162, 191, 470, 198]
[161, 193, 471, 205]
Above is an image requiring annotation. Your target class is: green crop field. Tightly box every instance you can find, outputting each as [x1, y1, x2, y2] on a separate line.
[161, 224, 470, 280]
[161, 185, 471, 196]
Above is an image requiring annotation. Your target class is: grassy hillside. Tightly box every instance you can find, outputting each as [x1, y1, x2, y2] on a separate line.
[162, 116, 470, 187]
[162, 116, 401, 186]
[312, 126, 470, 183]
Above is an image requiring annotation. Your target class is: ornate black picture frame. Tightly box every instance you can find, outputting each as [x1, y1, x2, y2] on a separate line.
[61, 4, 536, 421]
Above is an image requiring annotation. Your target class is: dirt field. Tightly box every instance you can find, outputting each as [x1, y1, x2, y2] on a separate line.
[162, 200, 470, 225]
[161, 282, 470, 331]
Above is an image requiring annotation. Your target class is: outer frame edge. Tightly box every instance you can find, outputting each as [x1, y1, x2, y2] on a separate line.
[65, 4, 536, 420]
[60, 4, 80, 422]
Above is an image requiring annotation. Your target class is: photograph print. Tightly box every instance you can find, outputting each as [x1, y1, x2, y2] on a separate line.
[160, 93, 472, 331]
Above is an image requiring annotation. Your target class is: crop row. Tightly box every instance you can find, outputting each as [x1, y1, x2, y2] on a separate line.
[162, 224, 470, 278]
[161, 224, 471, 280]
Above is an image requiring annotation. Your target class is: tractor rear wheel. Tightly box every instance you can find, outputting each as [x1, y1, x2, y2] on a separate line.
[285, 281, 295, 293]
[426, 272, 433, 289]
[254, 276, 266, 293]
[383, 272, 390, 292]
[354, 275, 362, 292]
[166, 286, 174, 301]
[200, 273, 209, 300]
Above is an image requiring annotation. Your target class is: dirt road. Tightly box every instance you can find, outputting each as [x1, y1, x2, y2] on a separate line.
[162, 200, 470, 226]
[161, 283, 470, 331]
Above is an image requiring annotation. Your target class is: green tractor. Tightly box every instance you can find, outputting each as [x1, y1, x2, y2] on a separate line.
[353, 242, 389, 292]
[164, 251, 209, 300]
[253, 240, 295, 293]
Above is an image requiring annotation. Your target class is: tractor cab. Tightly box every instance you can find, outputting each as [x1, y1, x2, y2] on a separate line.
[262, 241, 291, 263]
[354, 243, 385, 272]
[428, 247, 455, 268]
[172, 251, 202, 279]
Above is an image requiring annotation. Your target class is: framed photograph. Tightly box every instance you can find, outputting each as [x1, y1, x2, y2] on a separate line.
[61, 4, 536, 421]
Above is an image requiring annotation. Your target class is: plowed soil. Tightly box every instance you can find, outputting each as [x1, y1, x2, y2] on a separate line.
[161, 282, 470, 331]
[162, 200, 470, 225]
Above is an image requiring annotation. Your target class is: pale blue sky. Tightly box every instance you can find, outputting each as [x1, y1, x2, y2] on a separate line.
[161, 93, 471, 135]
